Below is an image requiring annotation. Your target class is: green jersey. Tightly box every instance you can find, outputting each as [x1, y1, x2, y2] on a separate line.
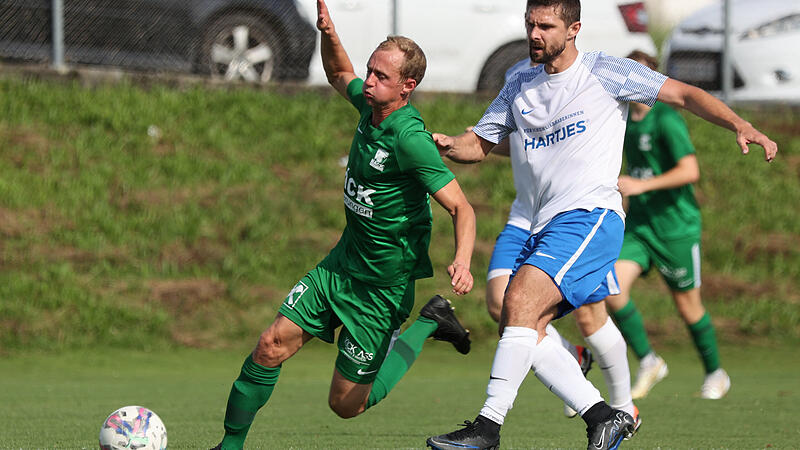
[328, 78, 455, 286]
[624, 102, 700, 239]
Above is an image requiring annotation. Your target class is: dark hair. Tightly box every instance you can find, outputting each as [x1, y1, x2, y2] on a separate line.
[626, 50, 659, 71]
[526, 0, 581, 25]
[376, 35, 427, 85]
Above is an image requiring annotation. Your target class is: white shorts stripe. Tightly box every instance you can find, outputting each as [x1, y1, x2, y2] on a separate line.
[554, 209, 608, 285]
[606, 270, 620, 295]
[692, 243, 702, 288]
[487, 268, 514, 281]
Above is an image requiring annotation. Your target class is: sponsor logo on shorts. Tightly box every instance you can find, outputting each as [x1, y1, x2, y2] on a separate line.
[343, 337, 374, 365]
[658, 265, 687, 281]
[284, 281, 308, 309]
[357, 368, 378, 375]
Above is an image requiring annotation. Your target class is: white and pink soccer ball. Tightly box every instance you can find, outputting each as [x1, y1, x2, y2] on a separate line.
[99, 405, 167, 450]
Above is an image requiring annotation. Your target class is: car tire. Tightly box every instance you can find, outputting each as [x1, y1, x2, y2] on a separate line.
[201, 13, 281, 83]
[477, 40, 529, 93]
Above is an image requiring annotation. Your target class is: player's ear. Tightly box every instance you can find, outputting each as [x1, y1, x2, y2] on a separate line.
[401, 78, 417, 99]
[567, 20, 581, 41]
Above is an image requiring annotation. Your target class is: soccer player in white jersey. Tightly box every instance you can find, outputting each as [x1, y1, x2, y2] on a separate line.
[426, 0, 777, 449]
[486, 56, 601, 422]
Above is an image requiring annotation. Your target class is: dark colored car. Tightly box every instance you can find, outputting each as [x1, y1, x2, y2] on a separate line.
[0, 0, 316, 82]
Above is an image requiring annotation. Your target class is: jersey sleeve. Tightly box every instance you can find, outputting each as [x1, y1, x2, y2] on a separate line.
[589, 53, 667, 107]
[346, 78, 368, 111]
[396, 128, 455, 195]
[659, 106, 696, 161]
[472, 79, 520, 144]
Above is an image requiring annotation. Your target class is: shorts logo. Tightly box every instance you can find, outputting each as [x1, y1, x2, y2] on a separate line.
[357, 368, 377, 375]
[369, 148, 389, 172]
[284, 281, 308, 309]
[658, 265, 687, 281]
[343, 337, 374, 364]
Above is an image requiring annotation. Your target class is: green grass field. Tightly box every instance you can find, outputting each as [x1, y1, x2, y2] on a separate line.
[0, 75, 798, 448]
[1, 341, 797, 448]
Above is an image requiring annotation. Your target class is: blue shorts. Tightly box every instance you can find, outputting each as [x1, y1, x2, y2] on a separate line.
[487, 223, 530, 281]
[510, 208, 624, 318]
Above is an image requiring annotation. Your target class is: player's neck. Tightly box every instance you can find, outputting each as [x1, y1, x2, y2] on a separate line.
[544, 46, 579, 74]
[371, 100, 408, 126]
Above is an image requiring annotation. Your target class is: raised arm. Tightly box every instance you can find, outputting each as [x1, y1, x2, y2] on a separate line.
[433, 130, 497, 164]
[657, 78, 777, 162]
[618, 154, 699, 197]
[430, 179, 475, 295]
[316, 0, 357, 98]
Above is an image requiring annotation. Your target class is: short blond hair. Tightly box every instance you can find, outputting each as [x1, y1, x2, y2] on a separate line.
[376, 35, 427, 85]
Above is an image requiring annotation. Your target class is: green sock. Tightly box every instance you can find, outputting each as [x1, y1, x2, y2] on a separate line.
[688, 312, 720, 374]
[220, 355, 281, 450]
[366, 316, 437, 409]
[612, 299, 652, 360]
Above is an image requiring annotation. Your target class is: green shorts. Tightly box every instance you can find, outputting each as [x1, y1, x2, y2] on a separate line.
[278, 256, 415, 384]
[619, 226, 701, 291]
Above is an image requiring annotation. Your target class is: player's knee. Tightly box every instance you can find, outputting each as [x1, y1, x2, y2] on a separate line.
[328, 397, 364, 419]
[572, 307, 596, 335]
[252, 331, 286, 367]
[486, 296, 502, 323]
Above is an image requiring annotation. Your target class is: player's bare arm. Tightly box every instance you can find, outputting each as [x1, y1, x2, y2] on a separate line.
[657, 78, 778, 162]
[317, 0, 357, 98]
[431, 179, 475, 296]
[618, 154, 699, 197]
[490, 138, 511, 157]
[433, 130, 496, 163]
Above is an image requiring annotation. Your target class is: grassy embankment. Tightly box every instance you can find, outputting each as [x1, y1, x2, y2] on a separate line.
[1, 77, 798, 353]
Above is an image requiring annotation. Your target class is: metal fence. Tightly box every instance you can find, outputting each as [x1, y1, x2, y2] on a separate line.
[1, 0, 781, 103]
[0, 0, 317, 82]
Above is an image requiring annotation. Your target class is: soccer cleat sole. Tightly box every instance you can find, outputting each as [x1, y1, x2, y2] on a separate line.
[427, 439, 499, 450]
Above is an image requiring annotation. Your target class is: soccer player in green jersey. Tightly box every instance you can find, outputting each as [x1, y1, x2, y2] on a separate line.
[211, 1, 477, 448]
[603, 51, 729, 400]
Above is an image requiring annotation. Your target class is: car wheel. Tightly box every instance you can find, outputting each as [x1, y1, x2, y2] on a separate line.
[202, 13, 281, 83]
[477, 40, 528, 93]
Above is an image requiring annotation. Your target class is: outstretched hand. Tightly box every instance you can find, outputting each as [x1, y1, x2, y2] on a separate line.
[736, 123, 778, 162]
[432, 133, 454, 157]
[447, 261, 473, 295]
[316, 0, 333, 33]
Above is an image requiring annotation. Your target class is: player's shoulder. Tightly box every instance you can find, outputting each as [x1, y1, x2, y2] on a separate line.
[505, 58, 533, 82]
[391, 104, 427, 134]
[582, 51, 640, 74]
[504, 64, 544, 95]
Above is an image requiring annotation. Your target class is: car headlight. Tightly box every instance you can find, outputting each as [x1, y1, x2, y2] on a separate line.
[741, 13, 800, 39]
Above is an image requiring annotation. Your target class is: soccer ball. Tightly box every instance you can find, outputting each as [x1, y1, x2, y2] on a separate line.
[99, 405, 167, 450]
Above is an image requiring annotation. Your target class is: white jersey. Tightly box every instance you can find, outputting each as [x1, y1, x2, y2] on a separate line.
[475, 51, 667, 233]
[503, 58, 536, 231]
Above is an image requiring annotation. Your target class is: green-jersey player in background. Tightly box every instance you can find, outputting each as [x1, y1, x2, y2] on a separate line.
[212, 1, 477, 448]
[604, 51, 730, 400]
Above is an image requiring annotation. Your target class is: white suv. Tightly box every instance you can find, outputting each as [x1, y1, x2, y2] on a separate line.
[299, 0, 656, 92]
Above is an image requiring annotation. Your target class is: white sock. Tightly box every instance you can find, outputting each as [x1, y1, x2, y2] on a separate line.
[479, 326, 537, 425]
[531, 335, 604, 416]
[584, 317, 634, 415]
[545, 322, 579, 361]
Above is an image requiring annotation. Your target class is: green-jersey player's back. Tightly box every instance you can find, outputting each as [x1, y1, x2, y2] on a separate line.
[624, 102, 701, 239]
[330, 78, 455, 286]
